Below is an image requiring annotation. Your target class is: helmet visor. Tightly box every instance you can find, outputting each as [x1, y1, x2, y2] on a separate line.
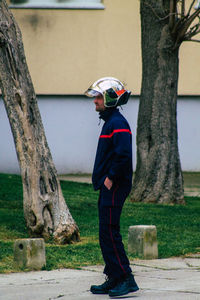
[85, 89, 102, 97]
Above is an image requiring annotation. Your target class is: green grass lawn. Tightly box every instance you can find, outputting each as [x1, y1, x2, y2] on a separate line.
[0, 173, 200, 273]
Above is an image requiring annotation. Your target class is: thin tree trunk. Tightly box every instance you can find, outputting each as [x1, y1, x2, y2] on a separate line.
[131, 0, 184, 204]
[0, 0, 80, 243]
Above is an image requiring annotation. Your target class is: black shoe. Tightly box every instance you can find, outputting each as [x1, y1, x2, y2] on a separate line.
[90, 277, 117, 294]
[109, 273, 139, 297]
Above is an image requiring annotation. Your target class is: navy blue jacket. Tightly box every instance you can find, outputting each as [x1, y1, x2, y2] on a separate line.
[92, 108, 133, 191]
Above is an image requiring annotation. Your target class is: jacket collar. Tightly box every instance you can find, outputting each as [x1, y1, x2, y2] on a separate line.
[99, 108, 118, 122]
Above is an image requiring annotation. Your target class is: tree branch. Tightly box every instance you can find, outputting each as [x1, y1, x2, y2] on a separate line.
[184, 25, 200, 39]
[175, 8, 200, 45]
[169, 0, 177, 29]
[171, 15, 187, 36]
[186, 0, 196, 16]
[186, 22, 200, 35]
[158, 12, 183, 22]
[181, 0, 185, 17]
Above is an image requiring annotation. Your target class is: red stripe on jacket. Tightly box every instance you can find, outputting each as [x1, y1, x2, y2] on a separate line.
[100, 129, 132, 139]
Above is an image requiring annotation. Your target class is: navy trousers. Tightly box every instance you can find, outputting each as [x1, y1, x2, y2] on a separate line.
[98, 183, 132, 280]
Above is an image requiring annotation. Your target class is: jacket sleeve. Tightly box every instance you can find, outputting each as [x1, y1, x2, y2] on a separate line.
[107, 119, 132, 182]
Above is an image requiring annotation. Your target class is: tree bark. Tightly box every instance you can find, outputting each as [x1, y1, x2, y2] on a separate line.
[0, 0, 80, 243]
[130, 0, 185, 204]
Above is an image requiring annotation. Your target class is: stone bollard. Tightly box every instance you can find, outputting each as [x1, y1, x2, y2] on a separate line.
[128, 225, 158, 259]
[14, 238, 46, 270]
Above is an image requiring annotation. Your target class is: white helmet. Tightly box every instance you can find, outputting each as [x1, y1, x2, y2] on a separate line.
[85, 77, 131, 107]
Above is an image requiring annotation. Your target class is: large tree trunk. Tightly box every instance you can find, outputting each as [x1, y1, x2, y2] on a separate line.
[0, 0, 80, 243]
[130, 0, 184, 204]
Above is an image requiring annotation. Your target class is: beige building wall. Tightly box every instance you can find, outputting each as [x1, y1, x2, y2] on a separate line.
[9, 0, 200, 95]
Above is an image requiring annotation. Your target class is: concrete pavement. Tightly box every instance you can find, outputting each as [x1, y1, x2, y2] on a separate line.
[1, 256, 200, 300]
